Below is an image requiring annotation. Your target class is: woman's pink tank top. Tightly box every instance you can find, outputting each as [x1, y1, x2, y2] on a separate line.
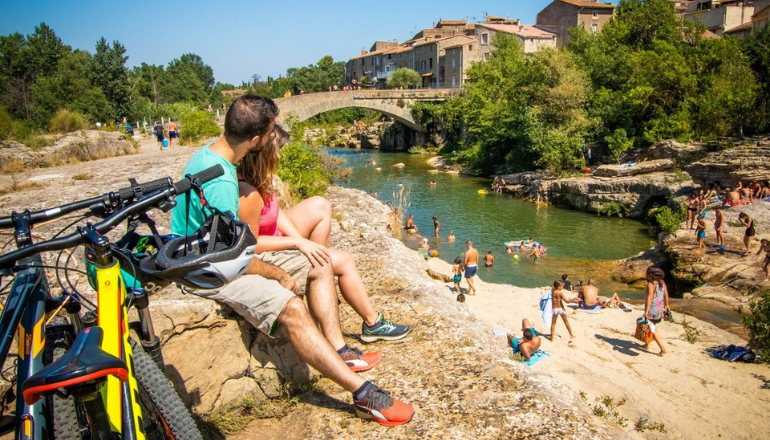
[258, 194, 282, 236]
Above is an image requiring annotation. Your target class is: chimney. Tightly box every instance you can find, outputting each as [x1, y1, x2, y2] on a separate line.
[519, 25, 523, 32]
[361, 48, 366, 56]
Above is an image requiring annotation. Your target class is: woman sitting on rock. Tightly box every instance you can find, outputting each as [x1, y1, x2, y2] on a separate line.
[236, 125, 410, 343]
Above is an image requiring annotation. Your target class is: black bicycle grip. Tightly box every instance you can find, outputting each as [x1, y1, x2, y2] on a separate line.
[116, 176, 174, 203]
[173, 164, 224, 194]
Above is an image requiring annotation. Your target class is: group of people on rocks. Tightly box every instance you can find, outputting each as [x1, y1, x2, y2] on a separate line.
[685, 181, 768, 280]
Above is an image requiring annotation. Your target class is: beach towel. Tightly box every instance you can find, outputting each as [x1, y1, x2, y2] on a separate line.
[713, 345, 756, 363]
[522, 350, 550, 367]
[578, 306, 604, 314]
[540, 290, 553, 329]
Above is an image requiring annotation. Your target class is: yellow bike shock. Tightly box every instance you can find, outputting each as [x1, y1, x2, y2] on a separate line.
[95, 262, 146, 440]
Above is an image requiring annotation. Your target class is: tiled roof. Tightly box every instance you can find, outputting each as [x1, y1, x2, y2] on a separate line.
[437, 19, 467, 26]
[349, 48, 386, 60]
[724, 22, 752, 34]
[442, 36, 477, 49]
[412, 34, 474, 47]
[558, 0, 615, 8]
[477, 23, 558, 39]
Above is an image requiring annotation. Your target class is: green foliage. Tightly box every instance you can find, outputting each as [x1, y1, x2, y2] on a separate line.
[276, 141, 334, 202]
[177, 110, 220, 145]
[635, 418, 667, 433]
[0, 106, 12, 140]
[605, 128, 633, 163]
[648, 204, 686, 234]
[88, 37, 131, 120]
[49, 109, 87, 133]
[680, 316, 701, 344]
[743, 290, 770, 362]
[597, 201, 630, 218]
[243, 55, 345, 98]
[386, 68, 421, 89]
[588, 395, 628, 428]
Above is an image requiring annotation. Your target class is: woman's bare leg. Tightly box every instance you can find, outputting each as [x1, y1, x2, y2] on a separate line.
[329, 248, 378, 326]
[285, 196, 332, 246]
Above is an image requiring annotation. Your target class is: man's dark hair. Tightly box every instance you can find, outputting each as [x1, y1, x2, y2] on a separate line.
[224, 95, 279, 145]
[523, 328, 534, 341]
[561, 274, 568, 281]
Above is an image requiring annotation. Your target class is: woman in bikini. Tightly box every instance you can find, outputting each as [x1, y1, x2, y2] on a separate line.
[738, 212, 756, 256]
[686, 192, 699, 230]
[755, 238, 770, 281]
[550, 280, 576, 342]
[643, 267, 670, 356]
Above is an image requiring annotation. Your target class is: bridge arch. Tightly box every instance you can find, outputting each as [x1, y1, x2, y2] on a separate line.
[274, 89, 459, 132]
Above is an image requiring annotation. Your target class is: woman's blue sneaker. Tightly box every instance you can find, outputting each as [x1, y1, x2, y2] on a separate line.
[361, 314, 410, 342]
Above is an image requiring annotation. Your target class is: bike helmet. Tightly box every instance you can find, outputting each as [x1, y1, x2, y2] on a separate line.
[140, 212, 256, 289]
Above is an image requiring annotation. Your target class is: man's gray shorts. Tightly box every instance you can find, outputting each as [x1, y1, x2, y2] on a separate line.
[188, 250, 311, 336]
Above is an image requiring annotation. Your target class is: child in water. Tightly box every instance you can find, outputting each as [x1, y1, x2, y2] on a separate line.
[528, 244, 542, 263]
[452, 257, 463, 295]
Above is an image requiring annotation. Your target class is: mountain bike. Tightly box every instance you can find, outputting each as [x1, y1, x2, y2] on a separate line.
[0, 164, 223, 439]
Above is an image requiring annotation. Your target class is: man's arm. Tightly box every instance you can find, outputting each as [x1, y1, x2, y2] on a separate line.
[245, 257, 296, 292]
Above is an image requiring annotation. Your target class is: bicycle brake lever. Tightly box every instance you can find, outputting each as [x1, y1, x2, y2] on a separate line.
[159, 197, 177, 213]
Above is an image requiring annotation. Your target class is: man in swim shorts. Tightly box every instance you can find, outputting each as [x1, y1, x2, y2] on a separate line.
[463, 240, 479, 295]
[484, 251, 494, 267]
[506, 318, 541, 361]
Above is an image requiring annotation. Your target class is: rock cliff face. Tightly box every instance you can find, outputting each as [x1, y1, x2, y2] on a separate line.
[687, 142, 770, 188]
[0, 130, 138, 170]
[493, 171, 690, 218]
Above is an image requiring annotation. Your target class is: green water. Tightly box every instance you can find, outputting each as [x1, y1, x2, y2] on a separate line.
[333, 149, 653, 298]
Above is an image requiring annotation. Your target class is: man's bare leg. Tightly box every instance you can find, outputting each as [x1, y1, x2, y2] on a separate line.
[304, 263, 346, 350]
[277, 297, 364, 392]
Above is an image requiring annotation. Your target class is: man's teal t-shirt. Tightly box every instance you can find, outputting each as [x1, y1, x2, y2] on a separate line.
[170, 144, 239, 236]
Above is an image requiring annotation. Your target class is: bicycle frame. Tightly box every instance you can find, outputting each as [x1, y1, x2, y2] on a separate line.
[86, 233, 145, 439]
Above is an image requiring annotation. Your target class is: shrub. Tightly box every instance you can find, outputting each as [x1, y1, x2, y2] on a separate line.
[178, 110, 220, 145]
[276, 142, 333, 202]
[743, 290, 770, 362]
[597, 201, 630, 218]
[49, 109, 88, 133]
[649, 204, 686, 234]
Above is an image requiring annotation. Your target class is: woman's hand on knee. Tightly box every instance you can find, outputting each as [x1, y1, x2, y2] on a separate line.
[298, 237, 331, 267]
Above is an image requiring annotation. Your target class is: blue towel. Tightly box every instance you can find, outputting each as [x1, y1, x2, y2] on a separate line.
[522, 350, 550, 366]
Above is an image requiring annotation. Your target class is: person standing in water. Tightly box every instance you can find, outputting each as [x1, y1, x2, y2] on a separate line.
[432, 216, 440, 237]
[463, 240, 479, 295]
[484, 251, 495, 267]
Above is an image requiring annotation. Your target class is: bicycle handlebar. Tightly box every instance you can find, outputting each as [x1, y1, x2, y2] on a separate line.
[0, 164, 224, 271]
[0, 172, 194, 229]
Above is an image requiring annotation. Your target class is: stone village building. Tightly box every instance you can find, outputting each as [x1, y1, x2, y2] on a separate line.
[535, 0, 615, 47]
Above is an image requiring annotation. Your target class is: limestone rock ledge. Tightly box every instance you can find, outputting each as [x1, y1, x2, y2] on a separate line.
[150, 185, 626, 438]
[0, 130, 138, 170]
[493, 171, 690, 218]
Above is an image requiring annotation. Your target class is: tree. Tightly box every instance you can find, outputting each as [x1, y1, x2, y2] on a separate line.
[89, 37, 131, 120]
[168, 53, 214, 93]
[386, 68, 420, 89]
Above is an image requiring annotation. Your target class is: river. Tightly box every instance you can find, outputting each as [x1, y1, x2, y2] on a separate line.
[332, 149, 653, 299]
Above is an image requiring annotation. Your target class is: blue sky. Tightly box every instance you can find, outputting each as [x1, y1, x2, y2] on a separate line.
[1, 0, 616, 85]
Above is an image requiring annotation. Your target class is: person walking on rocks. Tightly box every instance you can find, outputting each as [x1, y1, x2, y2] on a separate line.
[714, 206, 725, 250]
[755, 238, 770, 281]
[643, 267, 669, 356]
[464, 240, 479, 295]
[738, 212, 756, 257]
[170, 95, 414, 426]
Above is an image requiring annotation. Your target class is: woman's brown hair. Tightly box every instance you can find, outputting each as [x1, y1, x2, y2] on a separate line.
[237, 125, 289, 201]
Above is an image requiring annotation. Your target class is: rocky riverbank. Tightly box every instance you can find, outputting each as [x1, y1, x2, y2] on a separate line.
[0, 141, 624, 439]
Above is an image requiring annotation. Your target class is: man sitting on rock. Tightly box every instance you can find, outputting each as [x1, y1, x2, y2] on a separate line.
[578, 279, 621, 309]
[170, 95, 414, 426]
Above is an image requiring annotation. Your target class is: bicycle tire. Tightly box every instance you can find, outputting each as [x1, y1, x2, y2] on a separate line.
[130, 338, 202, 440]
[46, 329, 89, 440]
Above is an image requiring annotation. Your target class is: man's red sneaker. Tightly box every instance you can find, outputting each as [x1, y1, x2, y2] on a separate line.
[339, 344, 381, 372]
[353, 383, 414, 426]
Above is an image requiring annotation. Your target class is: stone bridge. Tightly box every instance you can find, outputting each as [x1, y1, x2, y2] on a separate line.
[274, 89, 460, 132]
